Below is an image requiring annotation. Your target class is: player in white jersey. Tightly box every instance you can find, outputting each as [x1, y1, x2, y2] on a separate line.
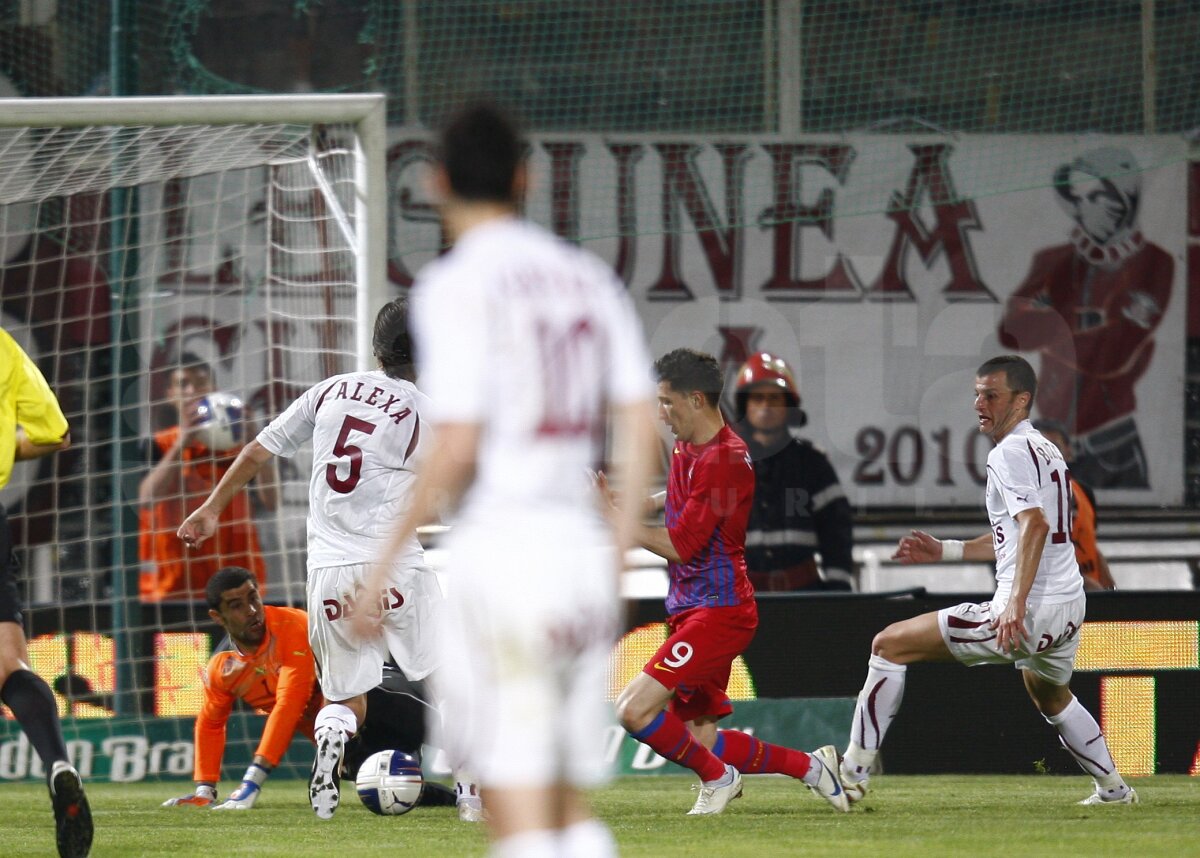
[830, 355, 1137, 808]
[178, 298, 465, 820]
[353, 103, 658, 858]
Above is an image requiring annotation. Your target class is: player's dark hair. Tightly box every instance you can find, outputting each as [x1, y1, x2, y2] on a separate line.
[1031, 418, 1070, 443]
[437, 101, 524, 203]
[206, 566, 256, 611]
[373, 297, 414, 381]
[655, 348, 723, 407]
[977, 354, 1037, 404]
[177, 350, 213, 380]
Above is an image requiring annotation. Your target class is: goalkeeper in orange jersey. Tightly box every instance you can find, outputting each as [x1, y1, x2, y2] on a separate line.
[162, 566, 454, 810]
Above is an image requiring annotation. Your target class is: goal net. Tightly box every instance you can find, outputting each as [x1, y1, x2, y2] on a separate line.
[0, 95, 386, 781]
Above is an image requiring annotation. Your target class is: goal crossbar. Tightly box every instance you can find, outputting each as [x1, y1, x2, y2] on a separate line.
[0, 93, 389, 373]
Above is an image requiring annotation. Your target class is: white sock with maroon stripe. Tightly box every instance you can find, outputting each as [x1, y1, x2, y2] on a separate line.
[1045, 696, 1127, 793]
[843, 654, 906, 781]
[314, 702, 357, 739]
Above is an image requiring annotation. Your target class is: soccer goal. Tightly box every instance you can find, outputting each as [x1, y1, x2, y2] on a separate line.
[0, 95, 387, 777]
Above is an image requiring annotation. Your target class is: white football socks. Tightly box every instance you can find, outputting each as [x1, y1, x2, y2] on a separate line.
[843, 653, 907, 779]
[1045, 696, 1126, 791]
[314, 702, 358, 739]
[559, 819, 618, 858]
[490, 829, 558, 858]
[801, 754, 824, 787]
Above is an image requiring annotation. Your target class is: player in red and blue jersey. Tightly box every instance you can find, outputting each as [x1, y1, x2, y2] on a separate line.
[611, 348, 848, 815]
[660, 383, 755, 614]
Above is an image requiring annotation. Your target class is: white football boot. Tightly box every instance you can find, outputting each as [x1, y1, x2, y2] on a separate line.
[1078, 785, 1139, 806]
[687, 764, 743, 815]
[839, 760, 869, 805]
[309, 727, 345, 819]
[808, 745, 850, 812]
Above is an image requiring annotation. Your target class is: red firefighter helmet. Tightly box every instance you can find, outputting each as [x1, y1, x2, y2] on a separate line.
[734, 351, 806, 427]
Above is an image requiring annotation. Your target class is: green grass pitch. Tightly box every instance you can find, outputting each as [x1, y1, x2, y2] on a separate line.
[0, 775, 1194, 857]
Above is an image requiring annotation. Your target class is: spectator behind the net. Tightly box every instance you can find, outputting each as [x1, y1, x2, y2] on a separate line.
[138, 352, 276, 602]
[1031, 418, 1117, 592]
[732, 352, 855, 591]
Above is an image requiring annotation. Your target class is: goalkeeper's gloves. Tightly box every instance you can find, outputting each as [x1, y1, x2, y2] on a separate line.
[211, 764, 270, 811]
[162, 784, 217, 807]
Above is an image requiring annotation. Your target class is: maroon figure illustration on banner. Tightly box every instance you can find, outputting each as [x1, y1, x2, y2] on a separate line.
[998, 146, 1172, 489]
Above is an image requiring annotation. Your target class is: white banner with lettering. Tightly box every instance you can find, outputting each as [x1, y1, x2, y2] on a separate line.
[390, 133, 1188, 508]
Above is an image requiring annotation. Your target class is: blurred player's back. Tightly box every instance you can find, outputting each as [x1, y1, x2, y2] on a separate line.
[414, 216, 650, 521]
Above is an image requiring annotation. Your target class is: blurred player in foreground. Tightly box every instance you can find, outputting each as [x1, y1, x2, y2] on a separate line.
[357, 102, 659, 858]
[0, 327, 91, 858]
[836, 355, 1136, 807]
[1031, 419, 1117, 592]
[609, 348, 848, 816]
[178, 298, 471, 820]
[161, 567, 454, 810]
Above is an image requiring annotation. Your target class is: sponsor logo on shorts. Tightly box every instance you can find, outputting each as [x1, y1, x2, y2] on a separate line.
[322, 587, 405, 622]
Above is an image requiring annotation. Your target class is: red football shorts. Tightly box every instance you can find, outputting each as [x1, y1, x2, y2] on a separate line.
[642, 601, 758, 723]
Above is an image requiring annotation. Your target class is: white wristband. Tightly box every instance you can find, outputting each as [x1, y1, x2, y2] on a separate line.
[941, 539, 964, 562]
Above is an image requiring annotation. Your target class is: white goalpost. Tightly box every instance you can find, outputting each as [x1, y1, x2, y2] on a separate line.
[0, 95, 387, 775]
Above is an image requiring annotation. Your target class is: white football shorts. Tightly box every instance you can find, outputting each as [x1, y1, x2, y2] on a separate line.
[306, 562, 443, 701]
[937, 594, 1085, 685]
[431, 512, 620, 789]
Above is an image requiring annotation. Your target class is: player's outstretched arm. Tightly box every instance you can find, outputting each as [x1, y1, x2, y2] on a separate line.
[14, 426, 70, 460]
[892, 530, 943, 563]
[178, 439, 274, 549]
[250, 447, 280, 512]
[991, 507, 1047, 653]
[892, 530, 995, 564]
[638, 524, 684, 563]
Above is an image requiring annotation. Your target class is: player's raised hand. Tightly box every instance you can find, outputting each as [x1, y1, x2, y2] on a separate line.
[594, 470, 618, 515]
[891, 530, 942, 564]
[178, 506, 218, 549]
[161, 784, 216, 807]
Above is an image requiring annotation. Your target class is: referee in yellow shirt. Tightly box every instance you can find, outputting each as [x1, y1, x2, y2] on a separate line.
[1, 327, 92, 858]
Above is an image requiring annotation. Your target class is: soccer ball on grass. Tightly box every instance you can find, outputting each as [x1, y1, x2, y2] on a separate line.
[355, 750, 423, 816]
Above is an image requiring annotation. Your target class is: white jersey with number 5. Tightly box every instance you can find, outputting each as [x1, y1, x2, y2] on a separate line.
[985, 419, 1084, 607]
[255, 369, 429, 570]
[412, 216, 654, 522]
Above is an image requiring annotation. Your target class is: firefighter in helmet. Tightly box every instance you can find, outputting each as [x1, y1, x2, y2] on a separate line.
[733, 352, 855, 591]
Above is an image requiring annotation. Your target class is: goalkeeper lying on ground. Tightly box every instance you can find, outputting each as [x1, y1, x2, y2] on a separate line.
[162, 566, 454, 810]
